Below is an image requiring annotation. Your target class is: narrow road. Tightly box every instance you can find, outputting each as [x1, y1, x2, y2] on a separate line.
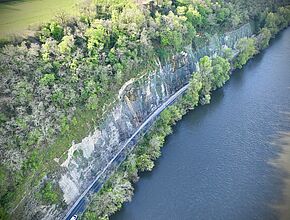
[64, 83, 189, 220]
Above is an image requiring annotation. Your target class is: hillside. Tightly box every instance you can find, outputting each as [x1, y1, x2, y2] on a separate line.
[0, 0, 290, 219]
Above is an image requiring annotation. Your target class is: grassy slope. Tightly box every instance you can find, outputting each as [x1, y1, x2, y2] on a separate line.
[0, 0, 78, 37]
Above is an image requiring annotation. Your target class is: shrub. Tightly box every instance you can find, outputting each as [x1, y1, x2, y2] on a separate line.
[40, 182, 60, 204]
[234, 38, 257, 69]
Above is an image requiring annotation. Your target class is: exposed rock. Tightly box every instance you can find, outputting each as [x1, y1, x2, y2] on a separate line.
[17, 23, 254, 219]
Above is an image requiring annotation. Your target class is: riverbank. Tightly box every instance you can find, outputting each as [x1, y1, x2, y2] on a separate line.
[81, 8, 290, 219]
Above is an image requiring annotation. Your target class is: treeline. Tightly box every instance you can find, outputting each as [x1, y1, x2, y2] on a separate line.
[81, 5, 290, 220]
[235, 5, 290, 68]
[0, 0, 289, 218]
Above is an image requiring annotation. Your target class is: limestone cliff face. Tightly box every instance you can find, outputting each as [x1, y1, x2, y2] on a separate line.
[41, 23, 254, 219]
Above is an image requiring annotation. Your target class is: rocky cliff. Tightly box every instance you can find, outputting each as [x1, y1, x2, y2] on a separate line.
[39, 23, 254, 219]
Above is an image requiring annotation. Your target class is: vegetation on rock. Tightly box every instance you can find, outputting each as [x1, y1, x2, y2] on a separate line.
[0, 0, 290, 218]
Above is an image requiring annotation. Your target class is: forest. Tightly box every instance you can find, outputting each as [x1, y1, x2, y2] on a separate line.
[0, 0, 290, 219]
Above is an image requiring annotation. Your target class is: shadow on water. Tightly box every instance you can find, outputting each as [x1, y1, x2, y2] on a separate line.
[270, 112, 290, 220]
[269, 29, 290, 219]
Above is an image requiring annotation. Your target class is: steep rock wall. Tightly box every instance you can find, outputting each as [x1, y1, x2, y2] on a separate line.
[53, 23, 254, 218]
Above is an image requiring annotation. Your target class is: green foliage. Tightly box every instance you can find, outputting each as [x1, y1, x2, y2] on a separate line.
[23, 151, 41, 172]
[86, 94, 99, 110]
[83, 211, 99, 220]
[14, 81, 33, 104]
[0, 207, 9, 220]
[58, 35, 75, 54]
[160, 30, 182, 48]
[40, 182, 60, 204]
[186, 5, 203, 26]
[156, 11, 190, 53]
[49, 22, 64, 41]
[136, 154, 154, 171]
[0, 167, 8, 199]
[265, 12, 280, 35]
[222, 47, 234, 60]
[211, 56, 231, 89]
[277, 6, 290, 29]
[264, 6, 290, 36]
[183, 72, 203, 109]
[26, 129, 42, 148]
[60, 116, 70, 133]
[257, 28, 272, 50]
[39, 26, 51, 43]
[234, 37, 257, 69]
[85, 23, 108, 52]
[83, 175, 133, 220]
[199, 75, 212, 105]
[0, 113, 7, 125]
[255, 7, 290, 51]
[39, 73, 56, 86]
[52, 90, 65, 105]
[216, 6, 231, 25]
[199, 56, 213, 75]
[39, 21, 64, 42]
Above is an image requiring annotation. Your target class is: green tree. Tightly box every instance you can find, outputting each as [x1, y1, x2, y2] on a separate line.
[39, 73, 56, 86]
[13, 81, 33, 104]
[183, 72, 203, 109]
[83, 211, 98, 220]
[257, 28, 271, 50]
[0, 207, 9, 220]
[222, 47, 234, 60]
[40, 182, 60, 204]
[58, 35, 75, 54]
[234, 38, 257, 69]
[277, 6, 290, 29]
[200, 75, 212, 105]
[0, 167, 8, 199]
[186, 5, 203, 26]
[265, 12, 280, 35]
[199, 56, 213, 76]
[136, 154, 154, 171]
[85, 23, 108, 52]
[211, 56, 231, 89]
[49, 22, 64, 41]
[23, 151, 41, 172]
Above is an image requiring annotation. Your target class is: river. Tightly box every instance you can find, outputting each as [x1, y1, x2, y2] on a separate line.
[111, 28, 290, 220]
